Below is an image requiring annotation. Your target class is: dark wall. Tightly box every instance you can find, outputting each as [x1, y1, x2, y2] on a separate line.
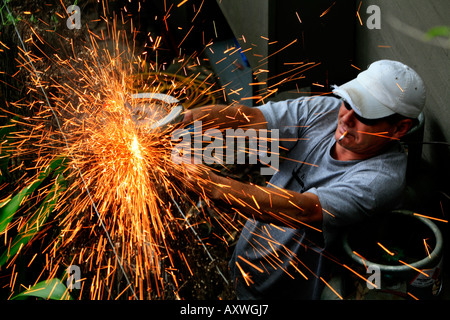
[269, 0, 357, 92]
[218, 0, 357, 96]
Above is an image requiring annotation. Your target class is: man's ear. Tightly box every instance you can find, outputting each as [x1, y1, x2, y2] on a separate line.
[391, 119, 414, 139]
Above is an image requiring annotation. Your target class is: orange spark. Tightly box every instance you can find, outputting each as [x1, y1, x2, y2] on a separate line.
[413, 213, 448, 223]
[235, 261, 254, 286]
[407, 292, 419, 300]
[423, 238, 432, 258]
[320, 276, 343, 299]
[398, 260, 429, 277]
[356, 1, 363, 26]
[238, 255, 264, 273]
[377, 242, 396, 256]
[357, 131, 400, 140]
[177, 0, 189, 7]
[343, 264, 378, 289]
[320, 1, 336, 18]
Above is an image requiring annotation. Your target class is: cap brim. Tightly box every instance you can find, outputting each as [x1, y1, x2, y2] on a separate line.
[332, 79, 396, 119]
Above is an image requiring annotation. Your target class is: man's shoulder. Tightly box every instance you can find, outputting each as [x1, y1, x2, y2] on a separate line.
[286, 94, 341, 107]
[264, 94, 340, 107]
[294, 95, 342, 117]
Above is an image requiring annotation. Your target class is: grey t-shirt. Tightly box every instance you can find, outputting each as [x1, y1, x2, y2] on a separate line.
[229, 95, 407, 299]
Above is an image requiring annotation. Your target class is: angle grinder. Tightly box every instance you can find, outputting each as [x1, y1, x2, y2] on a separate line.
[126, 92, 185, 132]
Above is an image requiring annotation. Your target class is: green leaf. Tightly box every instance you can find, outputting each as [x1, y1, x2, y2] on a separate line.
[5, 12, 19, 25]
[51, 14, 58, 25]
[0, 173, 66, 267]
[426, 26, 450, 39]
[0, 181, 43, 234]
[0, 156, 66, 234]
[11, 278, 72, 300]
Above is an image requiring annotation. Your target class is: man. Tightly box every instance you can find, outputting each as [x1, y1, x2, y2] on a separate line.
[182, 60, 426, 299]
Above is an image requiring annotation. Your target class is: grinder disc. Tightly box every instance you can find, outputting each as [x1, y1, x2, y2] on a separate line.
[128, 92, 184, 131]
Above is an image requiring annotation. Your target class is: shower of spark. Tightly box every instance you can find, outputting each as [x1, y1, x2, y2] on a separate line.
[0, 0, 237, 300]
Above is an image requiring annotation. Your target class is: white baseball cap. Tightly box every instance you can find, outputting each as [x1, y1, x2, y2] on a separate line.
[332, 60, 426, 119]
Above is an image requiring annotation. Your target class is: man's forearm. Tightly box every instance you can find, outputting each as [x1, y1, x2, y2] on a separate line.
[184, 104, 267, 130]
[207, 172, 323, 230]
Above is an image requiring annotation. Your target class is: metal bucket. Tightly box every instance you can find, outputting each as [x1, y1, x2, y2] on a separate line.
[342, 209, 444, 299]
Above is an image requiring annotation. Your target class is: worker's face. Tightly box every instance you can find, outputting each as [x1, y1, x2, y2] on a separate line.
[335, 101, 402, 158]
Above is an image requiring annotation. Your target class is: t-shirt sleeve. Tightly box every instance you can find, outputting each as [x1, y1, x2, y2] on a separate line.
[257, 96, 340, 150]
[257, 98, 309, 149]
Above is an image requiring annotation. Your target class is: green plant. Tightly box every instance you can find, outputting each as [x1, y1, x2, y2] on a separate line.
[425, 25, 450, 49]
[0, 118, 70, 299]
[11, 278, 72, 300]
[29, 14, 37, 24]
[0, 0, 20, 27]
[0, 162, 67, 267]
[426, 26, 450, 40]
[0, 156, 67, 243]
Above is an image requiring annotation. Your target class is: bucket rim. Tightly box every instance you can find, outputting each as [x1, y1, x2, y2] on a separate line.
[342, 209, 444, 274]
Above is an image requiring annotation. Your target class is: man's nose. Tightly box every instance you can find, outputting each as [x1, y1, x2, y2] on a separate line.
[341, 109, 357, 126]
